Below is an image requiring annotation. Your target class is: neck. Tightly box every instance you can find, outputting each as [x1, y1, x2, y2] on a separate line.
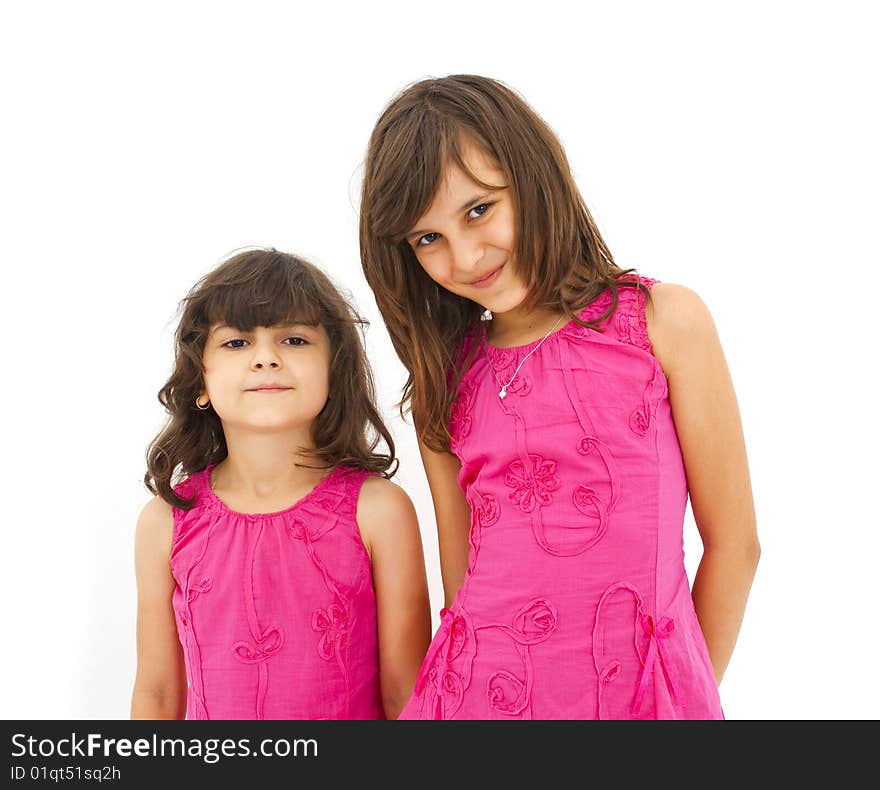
[486, 304, 566, 347]
[211, 426, 329, 498]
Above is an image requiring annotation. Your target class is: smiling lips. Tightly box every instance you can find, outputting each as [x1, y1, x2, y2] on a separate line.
[470, 263, 505, 288]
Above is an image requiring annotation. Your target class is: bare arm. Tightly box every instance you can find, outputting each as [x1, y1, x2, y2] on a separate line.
[647, 283, 760, 686]
[416, 436, 472, 608]
[357, 477, 432, 719]
[130, 496, 188, 719]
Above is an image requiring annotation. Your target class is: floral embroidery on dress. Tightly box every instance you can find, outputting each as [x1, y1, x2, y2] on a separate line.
[512, 598, 559, 642]
[287, 516, 336, 543]
[486, 347, 533, 397]
[312, 603, 349, 661]
[477, 598, 559, 718]
[474, 493, 500, 527]
[413, 607, 478, 720]
[232, 624, 284, 664]
[449, 378, 476, 452]
[505, 454, 560, 512]
[629, 404, 651, 436]
[572, 484, 606, 524]
[629, 358, 661, 438]
[577, 435, 599, 455]
[591, 581, 683, 719]
[468, 492, 500, 572]
[311, 469, 358, 520]
[185, 576, 213, 603]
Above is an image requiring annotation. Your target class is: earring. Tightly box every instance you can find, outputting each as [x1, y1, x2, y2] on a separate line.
[195, 396, 210, 411]
[480, 308, 493, 321]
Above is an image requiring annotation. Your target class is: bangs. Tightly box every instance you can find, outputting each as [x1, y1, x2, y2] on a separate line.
[367, 113, 503, 242]
[190, 250, 325, 333]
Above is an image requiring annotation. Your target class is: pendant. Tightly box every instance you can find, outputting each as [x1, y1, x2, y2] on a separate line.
[499, 386, 507, 399]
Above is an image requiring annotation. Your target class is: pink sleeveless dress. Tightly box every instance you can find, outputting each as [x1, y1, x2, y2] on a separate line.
[398, 276, 724, 720]
[170, 464, 384, 720]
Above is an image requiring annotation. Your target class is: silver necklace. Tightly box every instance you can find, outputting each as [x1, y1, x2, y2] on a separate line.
[490, 313, 566, 399]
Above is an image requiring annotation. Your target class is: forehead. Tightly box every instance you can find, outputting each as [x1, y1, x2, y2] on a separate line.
[415, 142, 507, 222]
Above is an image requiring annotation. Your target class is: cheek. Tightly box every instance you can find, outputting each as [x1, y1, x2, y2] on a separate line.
[494, 209, 516, 250]
[416, 253, 451, 286]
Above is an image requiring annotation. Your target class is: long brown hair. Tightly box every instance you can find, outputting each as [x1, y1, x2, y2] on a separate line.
[145, 248, 397, 509]
[359, 74, 649, 452]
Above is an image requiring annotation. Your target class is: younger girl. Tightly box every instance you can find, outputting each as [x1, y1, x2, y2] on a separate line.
[359, 75, 760, 719]
[131, 248, 431, 720]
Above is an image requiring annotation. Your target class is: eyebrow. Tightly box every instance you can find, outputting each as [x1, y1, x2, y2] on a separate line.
[404, 192, 493, 242]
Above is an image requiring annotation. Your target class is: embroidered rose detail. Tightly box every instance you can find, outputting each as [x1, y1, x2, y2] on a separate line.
[413, 607, 477, 720]
[599, 660, 621, 686]
[185, 576, 213, 603]
[447, 614, 470, 662]
[468, 493, 499, 572]
[572, 485, 601, 517]
[431, 666, 464, 696]
[629, 405, 651, 436]
[232, 624, 284, 664]
[287, 518, 309, 540]
[312, 603, 349, 661]
[312, 488, 345, 513]
[475, 494, 500, 527]
[487, 670, 527, 715]
[577, 436, 598, 455]
[287, 517, 335, 543]
[513, 598, 559, 643]
[505, 455, 560, 512]
[449, 379, 475, 451]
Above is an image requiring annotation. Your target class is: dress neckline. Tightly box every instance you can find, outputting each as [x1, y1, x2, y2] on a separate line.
[201, 463, 344, 519]
[480, 316, 578, 354]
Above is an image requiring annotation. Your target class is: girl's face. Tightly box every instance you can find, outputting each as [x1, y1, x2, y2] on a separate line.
[200, 323, 332, 436]
[405, 141, 528, 314]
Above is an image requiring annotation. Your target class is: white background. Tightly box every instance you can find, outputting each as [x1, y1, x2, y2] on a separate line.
[1, 1, 877, 720]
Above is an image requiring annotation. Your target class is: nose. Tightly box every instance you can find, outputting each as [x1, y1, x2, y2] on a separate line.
[448, 235, 484, 282]
[249, 339, 282, 370]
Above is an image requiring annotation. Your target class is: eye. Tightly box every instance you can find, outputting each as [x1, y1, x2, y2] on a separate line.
[467, 202, 492, 220]
[221, 338, 248, 349]
[282, 336, 308, 346]
[416, 232, 440, 247]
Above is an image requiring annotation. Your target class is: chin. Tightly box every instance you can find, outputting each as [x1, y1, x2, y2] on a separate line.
[483, 291, 528, 315]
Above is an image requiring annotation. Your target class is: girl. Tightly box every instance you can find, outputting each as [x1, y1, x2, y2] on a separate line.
[359, 75, 760, 719]
[131, 248, 431, 720]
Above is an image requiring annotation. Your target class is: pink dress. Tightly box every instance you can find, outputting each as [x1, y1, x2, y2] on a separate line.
[398, 276, 724, 720]
[170, 464, 384, 719]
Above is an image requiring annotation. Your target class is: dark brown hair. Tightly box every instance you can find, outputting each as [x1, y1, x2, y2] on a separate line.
[145, 248, 397, 509]
[359, 74, 649, 452]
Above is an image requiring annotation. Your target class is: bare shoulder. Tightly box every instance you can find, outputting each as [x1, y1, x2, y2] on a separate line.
[137, 494, 174, 529]
[356, 476, 419, 558]
[645, 282, 719, 375]
[357, 476, 417, 522]
[135, 495, 175, 555]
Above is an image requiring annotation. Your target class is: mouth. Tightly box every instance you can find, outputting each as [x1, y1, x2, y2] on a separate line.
[469, 263, 505, 288]
[245, 385, 293, 392]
